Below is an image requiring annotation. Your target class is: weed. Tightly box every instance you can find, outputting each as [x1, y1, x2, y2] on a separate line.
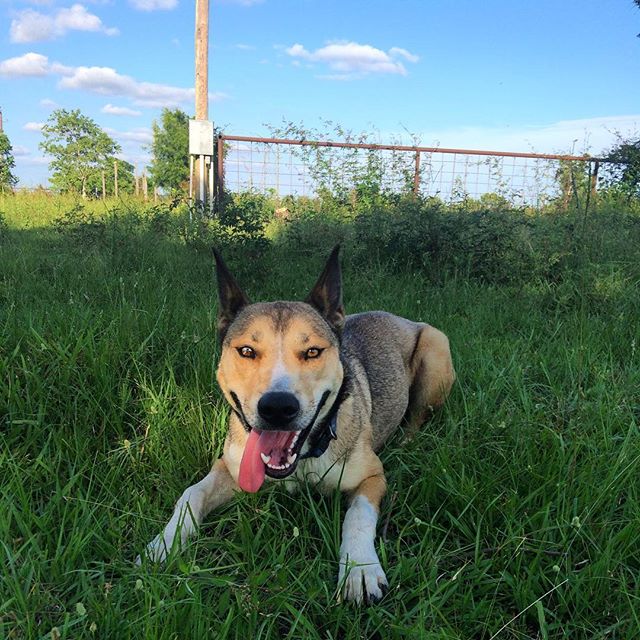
[0, 191, 639, 638]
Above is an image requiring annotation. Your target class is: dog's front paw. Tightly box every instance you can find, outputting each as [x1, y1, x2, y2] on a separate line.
[338, 553, 389, 605]
[136, 532, 174, 565]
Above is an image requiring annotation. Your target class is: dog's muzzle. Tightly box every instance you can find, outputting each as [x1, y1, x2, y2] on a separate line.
[233, 389, 334, 493]
[257, 391, 300, 429]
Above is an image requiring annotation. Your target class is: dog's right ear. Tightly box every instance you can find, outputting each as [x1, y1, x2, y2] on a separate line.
[306, 245, 344, 335]
[213, 249, 250, 341]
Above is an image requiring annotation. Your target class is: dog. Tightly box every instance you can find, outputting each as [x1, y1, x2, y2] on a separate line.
[140, 246, 455, 604]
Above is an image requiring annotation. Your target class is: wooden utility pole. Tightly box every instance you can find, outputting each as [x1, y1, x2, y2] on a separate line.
[195, 0, 209, 122]
[193, 0, 210, 207]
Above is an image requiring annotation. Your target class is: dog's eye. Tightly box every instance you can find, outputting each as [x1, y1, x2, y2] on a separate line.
[237, 346, 256, 359]
[304, 347, 323, 360]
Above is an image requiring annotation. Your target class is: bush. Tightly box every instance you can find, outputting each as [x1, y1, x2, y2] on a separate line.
[52, 204, 106, 246]
[45, 190, 640, 286]
[270, 192, 640, 285]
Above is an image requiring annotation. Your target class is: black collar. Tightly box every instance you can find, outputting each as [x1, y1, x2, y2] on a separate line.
[300, 373, 350, 460]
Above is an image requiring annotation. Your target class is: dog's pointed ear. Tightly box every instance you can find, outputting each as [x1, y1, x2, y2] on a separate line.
[213, 249, 250, 341]
[305, 245, 344, 334]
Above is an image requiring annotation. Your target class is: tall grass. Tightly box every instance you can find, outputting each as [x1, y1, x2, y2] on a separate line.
[1, 193, 639, 638]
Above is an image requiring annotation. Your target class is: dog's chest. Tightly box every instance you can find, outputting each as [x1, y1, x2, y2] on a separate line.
[292, 440, 370, 493]
[292, 453, 344, 493]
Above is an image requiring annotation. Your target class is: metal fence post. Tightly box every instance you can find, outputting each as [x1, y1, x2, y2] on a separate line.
[215, 134, 225, 213]
[590, 160, 599, 201]
[413, 150, 421, 196]
[584, 159, 600, 216]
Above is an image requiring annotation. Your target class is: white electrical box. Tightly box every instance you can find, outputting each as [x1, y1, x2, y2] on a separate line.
[189, 119, 214, 155]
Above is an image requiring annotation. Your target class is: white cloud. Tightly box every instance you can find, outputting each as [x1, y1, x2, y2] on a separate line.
[0, 52, 226, 108]
[10, 4, 119, 43]
[40, 97, 58, 108]
[118, 151, 152, 167]
[58, 65, 227, 107]
[24, 121, 45, 131]
[59, 65, 197, 107]
[285, 41, 418, 78]
[129, 0, 178, 11]
[105, 126, 153, 144]
[20, 155, 50, 166]
[9, 10, 52, 43]
[0, 52, 50, 76]
[416, 115, 640, 156]
[102, 103, 143, 117]
[13, 145, 31, 157]
[234, 43, 255, 50]
[388, 47, 420, 64]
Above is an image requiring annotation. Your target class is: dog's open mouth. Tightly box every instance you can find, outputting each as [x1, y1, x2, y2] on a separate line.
[238, 427, 311, 493]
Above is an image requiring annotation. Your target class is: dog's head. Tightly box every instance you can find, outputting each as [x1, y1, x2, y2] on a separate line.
[214, 246, 345, 492]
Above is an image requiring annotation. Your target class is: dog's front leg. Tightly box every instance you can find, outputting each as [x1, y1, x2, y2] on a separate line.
[338, 472, 389, 604]
[138, 457, 237, 564]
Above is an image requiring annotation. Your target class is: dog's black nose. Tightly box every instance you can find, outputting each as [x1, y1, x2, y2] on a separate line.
[257, 392, 300, 427]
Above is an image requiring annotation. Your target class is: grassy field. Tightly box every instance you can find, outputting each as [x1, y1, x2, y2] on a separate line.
[1, 194, 639, 639]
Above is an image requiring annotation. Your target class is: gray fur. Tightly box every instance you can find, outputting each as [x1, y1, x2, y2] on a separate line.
[341, 311, 421, 450]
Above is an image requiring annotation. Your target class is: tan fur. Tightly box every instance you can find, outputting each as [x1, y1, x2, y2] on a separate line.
[353, 473, 387, 513]
[405, 324, 456, 437]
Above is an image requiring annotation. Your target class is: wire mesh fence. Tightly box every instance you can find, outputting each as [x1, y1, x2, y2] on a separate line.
[218, 135, 605, 209]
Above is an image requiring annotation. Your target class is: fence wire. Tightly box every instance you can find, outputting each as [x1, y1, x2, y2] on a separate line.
[220, 136, 602, 208]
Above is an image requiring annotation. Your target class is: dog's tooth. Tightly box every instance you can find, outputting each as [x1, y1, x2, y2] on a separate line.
[287, 452, 297, 465]
[260, 453, 271, 464]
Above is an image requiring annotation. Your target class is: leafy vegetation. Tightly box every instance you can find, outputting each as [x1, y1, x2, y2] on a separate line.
[150, 108, 190, 193]
[40, 109, 125, 198]
[602, 134, 640, 200]
[1, 181, 639, 639]
[0, 130, 18, 193]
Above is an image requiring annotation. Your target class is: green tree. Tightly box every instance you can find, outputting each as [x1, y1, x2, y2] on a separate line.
[149, 108, 190, 192]
[40, 109, 121, 197]
[0, 131, 18, 193]
[602, 135, 640, 200]
[86, 158, 135, 197]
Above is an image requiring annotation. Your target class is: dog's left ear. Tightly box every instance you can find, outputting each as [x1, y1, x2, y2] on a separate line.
[213, 249, 250, 341]
[306, 245, 344, 334]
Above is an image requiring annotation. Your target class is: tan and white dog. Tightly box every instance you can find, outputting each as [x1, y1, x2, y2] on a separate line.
[140, 247, 455, 604]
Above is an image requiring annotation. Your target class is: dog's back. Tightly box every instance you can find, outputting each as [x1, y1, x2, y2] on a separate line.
[343, 311, 454, 449]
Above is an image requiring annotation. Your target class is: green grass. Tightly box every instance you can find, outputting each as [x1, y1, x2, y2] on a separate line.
[1, 195, 639, 639]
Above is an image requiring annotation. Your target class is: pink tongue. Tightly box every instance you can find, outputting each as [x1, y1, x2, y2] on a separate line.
[238, 430, 293, 493]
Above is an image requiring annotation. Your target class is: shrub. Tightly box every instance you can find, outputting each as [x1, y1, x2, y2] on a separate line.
[52, 204, 106, 246]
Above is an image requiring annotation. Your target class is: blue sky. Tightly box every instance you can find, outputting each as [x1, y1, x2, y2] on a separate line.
[1, 0, 639, 186]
